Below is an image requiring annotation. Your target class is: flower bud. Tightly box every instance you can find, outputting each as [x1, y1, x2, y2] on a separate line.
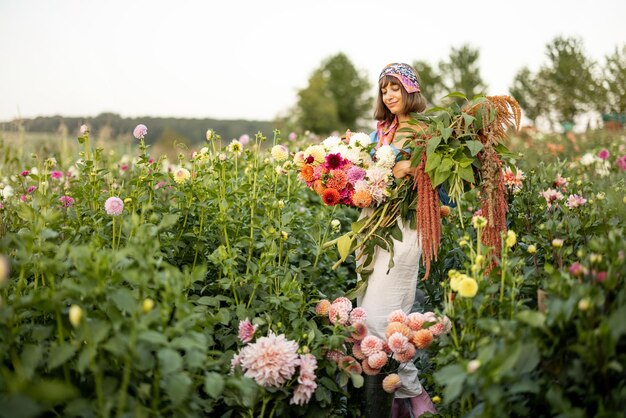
[578, 298, 590, 311]
[527, 245, 537, 254]
[143, 298, 155, 313]
[467, 359, 481, 373]
[69, 305, 83, 328]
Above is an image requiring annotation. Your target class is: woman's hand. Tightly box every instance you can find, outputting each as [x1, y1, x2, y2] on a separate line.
[341, 129, 352, 144]
[392, 160, 414, 178]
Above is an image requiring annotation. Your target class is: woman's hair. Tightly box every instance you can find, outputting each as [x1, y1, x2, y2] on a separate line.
[373, 75, 427, 122]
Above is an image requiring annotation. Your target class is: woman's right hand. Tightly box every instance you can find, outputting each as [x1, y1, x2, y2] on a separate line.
[392, 160, 414, 179]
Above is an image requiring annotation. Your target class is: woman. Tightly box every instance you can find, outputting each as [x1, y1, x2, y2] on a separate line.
[357, 63, 441, 417]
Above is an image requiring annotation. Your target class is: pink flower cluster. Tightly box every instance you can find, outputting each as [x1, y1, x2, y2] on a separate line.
[617, 155, 626, 171]
[566, 194, 586, 209]
[231, 322, 318, 406]
[133, 124, 148, 139]
[104, 196, 124, 216]
[296, 136, 393, 208]
[540, 188, 564, 208]
[502, 166, 525, 193]
[355, 310, 450, 383]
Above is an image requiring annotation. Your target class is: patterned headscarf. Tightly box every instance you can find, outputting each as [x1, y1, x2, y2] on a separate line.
[379, 63, 421, 94]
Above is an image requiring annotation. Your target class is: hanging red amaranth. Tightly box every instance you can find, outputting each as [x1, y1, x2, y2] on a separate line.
[413, 152, 440, 280]
[478, 142, 508, 261]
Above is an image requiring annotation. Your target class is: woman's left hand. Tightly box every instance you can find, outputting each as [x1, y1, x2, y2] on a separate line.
[392, 160, 414, 178]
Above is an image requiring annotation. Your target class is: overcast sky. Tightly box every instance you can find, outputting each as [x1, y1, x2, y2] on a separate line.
[1, 0, 625, 124]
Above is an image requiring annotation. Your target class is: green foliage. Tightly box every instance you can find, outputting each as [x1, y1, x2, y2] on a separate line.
[296, 53, 372, 134]
[602, 45, 626, 114]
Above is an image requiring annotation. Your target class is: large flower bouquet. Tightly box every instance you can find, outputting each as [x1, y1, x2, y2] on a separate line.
[326, 93, 521, 293]
[314, 299, 450, 394]
[295, 133, 397, 208]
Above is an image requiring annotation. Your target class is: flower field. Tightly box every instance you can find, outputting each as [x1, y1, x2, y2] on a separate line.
[0, 125, 625, 418]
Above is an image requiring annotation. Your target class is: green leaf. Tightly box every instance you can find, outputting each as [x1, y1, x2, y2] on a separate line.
[48, 344, 77, 370]
[441, 127, 453, 141]
[337, 235, 354, 262]
[462, 113, 476, 126]
[27, 379, 78, 406]
[516, 310, 546, 329]
[465, 140, 483, 156]
[458, 165, 475, 183]
[158, 348, 183, 375]
[424, 153, 442, 173]
[21, 344, 43, 380]
[164, 372, 191, 406]
[138, 330, 168, 346]
[444, 92, 467, 100]
[515, 343, 540, 374]
[204, 372, 225, 398]
[426, 136, 442, 157]
[350, 373, 364, 388]
[608, 305, 626, 340]
[433, 364, 466, 403]
[110, 288, 136, 314]
[0, 394, 44, 418]
[432, 168, 451, 187]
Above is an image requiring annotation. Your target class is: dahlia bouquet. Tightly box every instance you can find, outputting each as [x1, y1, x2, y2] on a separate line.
[294, 133, 396, 208]
[314, 299, 451, 394]
[325, 94, 521, 287]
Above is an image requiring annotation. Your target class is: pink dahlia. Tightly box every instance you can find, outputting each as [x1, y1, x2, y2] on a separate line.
[238, 318, 258, 343]
[238, 332, 299, 387]
[393, 344, 416, 363]
[387, 332, 409, 354]
[288, 132, 297, 141]
[429, 316, 452, 336]
[406, 312, 426, 331]
[541, 188, 564, 208]
[362, 359, 381, 376]
[349, 307, 367, 324]
[361, 335, 384, 357]
[597, 149, 610, 160]
[367, 351, 388, 369]
[59, 195, 75, 208]
[133, 124, 148, 139]
[566, 194, 587, 209]
[328, 304, 349, 325]
[332, 297, 352, 312]
[20, 170, 29, 177]
[290, 353, 317, 406]
[239, 134, 250, 145]
[553, 174, 569, 190]
[27, 186, 37, 194]
[347, 166, 366, 183]
[50, 170, 63, 180]
[617, 155, 626, 171]
[352, 341, 366, 360]
[104, 196, 124, 216]
[502, 166, 525, 192]
[568, 262, 586, 277]
[351, 321, 369, 341]
[387, 309, 407, 324]
[315, 299, 331, 316]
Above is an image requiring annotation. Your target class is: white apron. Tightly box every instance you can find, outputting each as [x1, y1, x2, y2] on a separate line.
[356, 210, 423, 398]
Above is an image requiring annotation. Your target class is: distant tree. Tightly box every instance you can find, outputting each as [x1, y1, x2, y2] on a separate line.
[296, 53, 372, 134]
[510, 67, 549, 125]
[412, 60, 445, 106]
[543, 36, 602, 124]
[438, 44, 487, 99]
[603, 45, 626, 113]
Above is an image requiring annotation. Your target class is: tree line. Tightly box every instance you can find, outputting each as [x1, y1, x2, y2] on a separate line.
[288, 36, 626, 134]
[1, 113, 275, 146]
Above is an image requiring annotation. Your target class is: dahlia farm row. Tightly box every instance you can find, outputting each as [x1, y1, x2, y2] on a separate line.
[0, 126, 624, 417]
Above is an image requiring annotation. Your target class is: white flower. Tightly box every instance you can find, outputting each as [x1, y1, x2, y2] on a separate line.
[349, 132, 371, 149]
[271, 145, 289, 162]
[579, 153, 597, 166]
[375, 145, 396, 169]
[1, 185, 14, 199]
[322, 135, 342, 149]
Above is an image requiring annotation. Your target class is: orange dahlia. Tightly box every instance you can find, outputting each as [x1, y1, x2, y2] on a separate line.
[321, 188, 340, 206]
[352, 189, 372, 208]
[412, 329, 434, 349]
[385, 322, 412, 339]
[300, 164, 315, 182]
[326, 169, 348, 190]
[382, 373, 402, 393]
[313, 179, 326, 194]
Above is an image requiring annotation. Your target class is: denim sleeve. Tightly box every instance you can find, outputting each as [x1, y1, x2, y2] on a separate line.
[438, 185, 456, 208]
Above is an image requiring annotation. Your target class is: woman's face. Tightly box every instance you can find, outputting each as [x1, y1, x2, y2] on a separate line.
[381, 81, 405, 116]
